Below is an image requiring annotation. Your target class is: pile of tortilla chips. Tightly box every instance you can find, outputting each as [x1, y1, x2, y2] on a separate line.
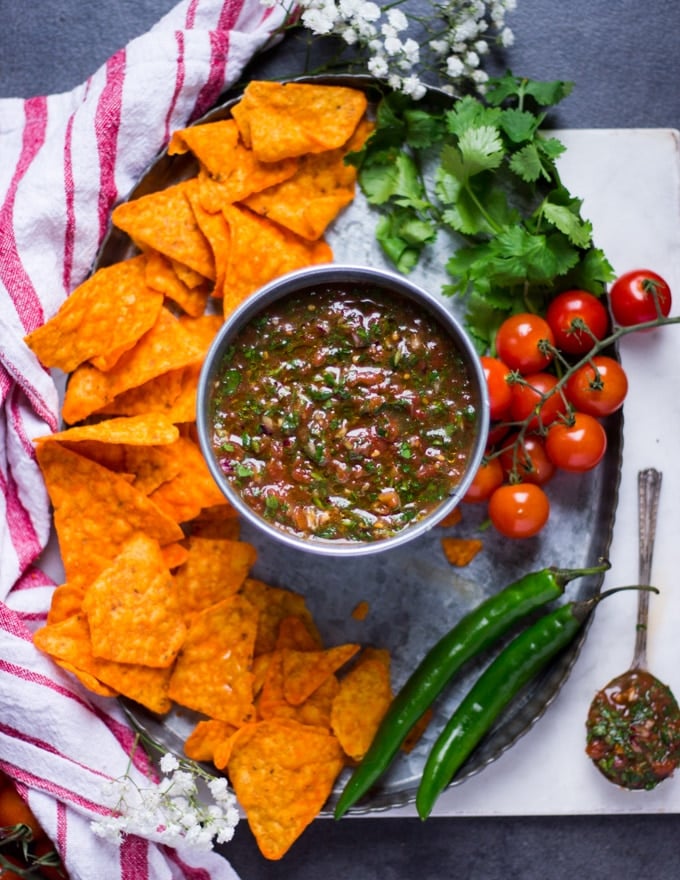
[26, 81, 396, 860]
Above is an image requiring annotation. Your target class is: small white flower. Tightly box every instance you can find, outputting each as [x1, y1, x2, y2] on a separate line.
[159, 753, 180, 775]
[465, 50, 480, 68]
[383, 35, 403, 56]
[474, 39, 489, 54]
[386, 8, 408, 31]
[367, 55, 389, 77]
[446, 55, 465, 77]
[500, 26, 515, 47]
[401, 75, 428, 100]
[341, 25, 359, 44]
[429, 38, 450, 56]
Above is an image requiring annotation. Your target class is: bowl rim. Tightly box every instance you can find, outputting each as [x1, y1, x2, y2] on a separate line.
[196, 263, 489, 557]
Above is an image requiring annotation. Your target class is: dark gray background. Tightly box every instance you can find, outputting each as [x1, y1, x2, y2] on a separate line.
[3, 1, 679, 878]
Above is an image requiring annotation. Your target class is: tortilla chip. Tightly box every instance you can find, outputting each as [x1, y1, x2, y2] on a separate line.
[62, 308, 205, 424]
[35, 442, 183, 583]
[47, 582, 86, 625]
[82, 533, 186, 668]
[184, 718, 238, 763]
[436, 506, 463, 528]
[351, 600, 370, 622]
[330, 652, 393, 761]
[24, 255, 163, 373]
[168, 594, 259, 724]
[401, 707, 434, 754]
[275, 615, 322, 652]
[231, 81, 368, 162]
[144, 249, 211, 317]
[174, 535, 257, 613]
[33, 613, 172, 713]
[38, 413, 179, 448]
[282, 643, 360, 706]
[111, 179, 215, 279]
[242, 146, 356, 241]
[221, 204, 332, 316]
[240, 578, 321, 657]
[441, 536, 483, 567]
[190, 504, 240, 540]
[160, 542, 190, 570]
[148, 435, 226, 523]
[187, 193, 231, 299]
[225, 719, 345, 860]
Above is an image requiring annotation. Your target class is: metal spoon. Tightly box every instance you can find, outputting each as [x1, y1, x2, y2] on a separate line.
[585, 468, 680, 790]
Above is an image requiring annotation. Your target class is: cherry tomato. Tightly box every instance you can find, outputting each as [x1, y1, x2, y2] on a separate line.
[564, 356, 628, 417]
[480, 355, 513, 420]
[509, 372, 568, 430]
[463, 457, 504, 503]
[546, 290, 609, 354]
[545, 412, 607, 472]
[488, 482, 550, 539]
[499, 433, 556, 486]
[495, 313, 555, 374]
[486, 421, 511, 450]
[609, 269, 672, 326]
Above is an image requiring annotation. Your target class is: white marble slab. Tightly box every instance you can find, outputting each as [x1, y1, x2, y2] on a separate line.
[383, 128, 680, 818]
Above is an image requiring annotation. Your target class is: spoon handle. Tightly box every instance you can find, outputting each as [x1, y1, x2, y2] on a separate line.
[632, 467, 663, 669]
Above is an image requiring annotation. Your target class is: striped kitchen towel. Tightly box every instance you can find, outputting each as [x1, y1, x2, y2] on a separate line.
[0, 0, 288, 877]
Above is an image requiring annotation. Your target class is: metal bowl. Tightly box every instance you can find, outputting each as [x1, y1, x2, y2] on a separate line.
[196, 263, 489, 557]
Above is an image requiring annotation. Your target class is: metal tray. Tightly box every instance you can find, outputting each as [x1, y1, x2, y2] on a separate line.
[103, 75, 623, 813]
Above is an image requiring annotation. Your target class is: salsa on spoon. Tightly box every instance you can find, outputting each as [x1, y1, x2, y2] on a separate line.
[585, 468, 680, 790]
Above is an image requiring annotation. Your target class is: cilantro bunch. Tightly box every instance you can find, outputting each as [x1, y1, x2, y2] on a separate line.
[347, 73, 614, 352]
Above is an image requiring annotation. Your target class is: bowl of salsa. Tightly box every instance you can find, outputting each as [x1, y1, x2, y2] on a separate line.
[197, 264, 489, 556]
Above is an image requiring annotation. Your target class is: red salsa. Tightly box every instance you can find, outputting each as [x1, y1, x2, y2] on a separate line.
[586, 669, 680, 790]
[209, 283, 479, 542]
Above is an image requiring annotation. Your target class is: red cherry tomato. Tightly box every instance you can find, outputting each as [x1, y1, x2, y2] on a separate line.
[609, 269, 672, 326]
[564, 356, 628, 417]
[509, 372, 568, 430]
[546, 290, 609, 354]
[480, 355, 513, 421]
[463, 457, 504, 503]
[545, 412, 607, 472]
[495, 313, 555, 374]
[499, 433, 556, 486]
[488, 482, 550, 539]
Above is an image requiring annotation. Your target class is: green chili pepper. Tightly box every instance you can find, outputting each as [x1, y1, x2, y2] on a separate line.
[334, 560, 610, 819]
[415, 585, 657, 819]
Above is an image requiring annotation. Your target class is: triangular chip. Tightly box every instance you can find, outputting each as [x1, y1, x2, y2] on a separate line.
[221, 205, 332, 317]
[38, 413, 179, 447]
[62, 308, 205, 424]
[174, 535, 257, 613]
[33, 613, 172, 714]
[82, 533, 187, 668]
[241, 578, 321, 657]
[111, 179, 215, 279]
[225, 719, 345, 860]
[144, 249, 210, 317]
[35, 442, 183, 583]
[184, 718, 238, 763]
[148, 435, 226, 523]
[168, 595, 259, 725]
[282, 643, 360, 706]
[24, 255, 163, 373]
[231, 81, 368, 161]
[242, 146, 356, 241]
[330, 650, 393, 761]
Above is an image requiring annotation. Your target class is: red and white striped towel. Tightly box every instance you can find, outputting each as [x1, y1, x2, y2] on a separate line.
[0, 1, 289, 877]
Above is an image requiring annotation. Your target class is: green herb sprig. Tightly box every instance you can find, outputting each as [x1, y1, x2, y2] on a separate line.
[347, 72, 615, 352]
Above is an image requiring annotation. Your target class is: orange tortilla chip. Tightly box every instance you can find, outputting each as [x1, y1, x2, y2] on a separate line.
[276, 615, 323, 652]
[401, 707, 434, 754]
[148, 435, 226, 523]
[24, 255, 163, 373]
[330, 652, 393, 761]
[38, 413, 179, 448]
[225, 719, 345, 860]
[231, 81, 368, 162]
[184, 719, 238, 763]
[111, 179, 215, 279]
[144, 249, 210, 317]
[62, 308, 205, 424]
[221, 205, 332, 317]
[160, 541, 189, 570]
[35, 442, 183, 583]
[187, 194, 231, 298]
[351, 600, 369, 622]
[82, 533, 186, 668]
[168, 595, 259, 724]
[240, 578, 321, 656]
[243, 146, 357, 241]
[436, 506, 463, 528]
[441, 536, 483, 567]
[33, 614, 172, 713]
[282, 643, 360, 706]
[47, 582, 86, 625]
[174, 535, 257, 613]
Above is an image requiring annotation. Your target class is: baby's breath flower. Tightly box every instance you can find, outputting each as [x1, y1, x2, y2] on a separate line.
[91, 737, 239, 855]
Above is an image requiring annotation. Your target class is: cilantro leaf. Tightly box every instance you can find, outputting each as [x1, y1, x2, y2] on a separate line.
[359, 152, 424, 206]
